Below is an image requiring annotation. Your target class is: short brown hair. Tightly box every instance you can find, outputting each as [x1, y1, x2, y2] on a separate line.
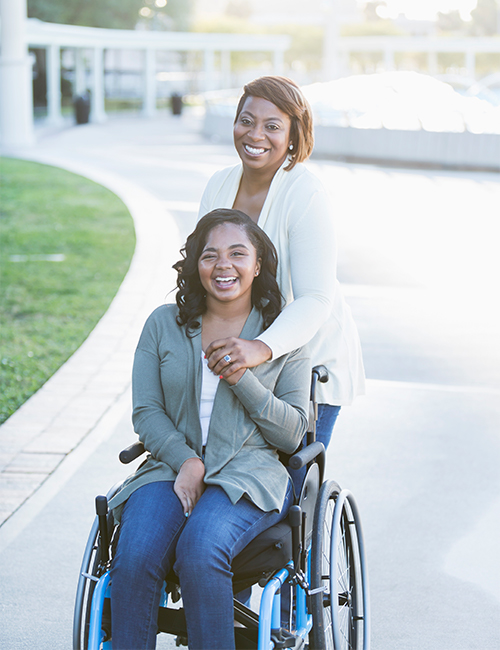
[234, 76, 314, 171]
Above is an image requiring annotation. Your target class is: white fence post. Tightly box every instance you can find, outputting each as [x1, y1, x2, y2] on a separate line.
[91, 46, 106, 122]
[143, 48, 157, 117]
[46, 43, 63, 125]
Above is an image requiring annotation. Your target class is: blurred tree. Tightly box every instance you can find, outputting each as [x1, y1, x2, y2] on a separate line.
[225, 0, 253, 20]
[437, 10, 465, 33]
[341, 21, 404, 36]
[469, 0, 500, 35]
[27, 0, 192, 30]
[138, 0, 193, 31]
[364, 1, 387, 22]
[193, 15, 257, 36]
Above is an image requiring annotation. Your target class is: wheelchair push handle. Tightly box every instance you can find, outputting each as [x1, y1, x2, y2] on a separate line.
[95, 496, 110, 565]
[312, 365, 329, 383]
[310, 365, 328, 402]
[288, 441, 325, 471]
[119, 441, 146, 464]
[95, 495, 107, 517]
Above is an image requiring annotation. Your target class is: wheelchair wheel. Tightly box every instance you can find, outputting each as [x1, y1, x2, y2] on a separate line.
[310, 480, 370, 650]
[73, 517, 102, 649]
[73, 487, 120, 650]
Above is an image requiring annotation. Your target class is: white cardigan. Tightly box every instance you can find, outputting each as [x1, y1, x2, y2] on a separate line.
[198, 161, 365, 405]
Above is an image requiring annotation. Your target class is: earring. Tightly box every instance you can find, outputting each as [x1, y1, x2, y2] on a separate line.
[289, 143, 293, 151]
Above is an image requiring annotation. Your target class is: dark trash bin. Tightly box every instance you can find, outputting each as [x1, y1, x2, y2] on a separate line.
[171, 92, 183, 116]
[74, 92, 91, 125]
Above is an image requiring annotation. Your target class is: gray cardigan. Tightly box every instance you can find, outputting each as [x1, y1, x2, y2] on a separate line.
[109, 304, 310, 520]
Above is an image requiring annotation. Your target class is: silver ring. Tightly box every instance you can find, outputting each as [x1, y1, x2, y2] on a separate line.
[223, 354, 231, 363]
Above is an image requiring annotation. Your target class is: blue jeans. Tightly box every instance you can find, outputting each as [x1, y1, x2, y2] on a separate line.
[110, 480, 293, 650]
[316, 403, 341, 451]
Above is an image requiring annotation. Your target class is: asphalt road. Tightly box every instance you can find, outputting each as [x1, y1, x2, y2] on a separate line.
[0, 113, 499, 649]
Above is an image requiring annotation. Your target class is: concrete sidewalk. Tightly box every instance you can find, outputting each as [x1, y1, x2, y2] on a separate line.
[1, 110, 499, 650]
[0, 110, 235, 544]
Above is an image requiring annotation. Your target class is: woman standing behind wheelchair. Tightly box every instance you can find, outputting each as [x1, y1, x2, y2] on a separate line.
[108, 209, 310, 649]
[200, 76, 365, 451]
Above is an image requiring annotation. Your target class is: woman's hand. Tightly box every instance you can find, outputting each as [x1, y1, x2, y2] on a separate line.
[206, 338, 272, 383]
[174, 457, 205, 516]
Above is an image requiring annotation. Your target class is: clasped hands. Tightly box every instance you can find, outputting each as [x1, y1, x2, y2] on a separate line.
[205, 337, 272, 386]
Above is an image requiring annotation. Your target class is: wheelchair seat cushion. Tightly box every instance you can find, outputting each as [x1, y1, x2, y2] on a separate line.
[163, 520, 292, 593]
[231, 520, 292, 592]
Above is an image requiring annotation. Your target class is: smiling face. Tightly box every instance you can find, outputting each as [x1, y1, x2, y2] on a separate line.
[198, 222, 261, 309]
[233, 96, 292, 176]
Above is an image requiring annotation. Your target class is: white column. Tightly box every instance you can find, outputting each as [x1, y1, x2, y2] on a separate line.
[203, 48, 215, 92]
[143, 48, 156, 117]
[384, 47, 395, 71]
[428, 51, 438, 76]
[46, 43, 63, 125]
[0, 0, 35, 147]
[465, 49, 476, 80]
[74, 48, 87, 96]
[221, 49, 231, 89]
[322, 0, 340, 81]
[91, 47, 106, 122]
[339, 50, 349, 78]
[273, 49, 284, 76]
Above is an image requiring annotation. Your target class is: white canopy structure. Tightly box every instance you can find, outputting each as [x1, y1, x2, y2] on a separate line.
[0, 2, 290, 147]
[1, 0, 499, 149]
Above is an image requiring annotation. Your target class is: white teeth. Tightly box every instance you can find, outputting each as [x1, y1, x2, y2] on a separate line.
[215, 276, 237, 282]
[245, 145, 266, 155]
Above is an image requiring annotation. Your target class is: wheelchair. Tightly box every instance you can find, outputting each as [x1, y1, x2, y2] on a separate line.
[73, 366, 370, 650]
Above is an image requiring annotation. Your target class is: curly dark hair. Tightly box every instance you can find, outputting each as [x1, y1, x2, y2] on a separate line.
[173, 209, 282, 334]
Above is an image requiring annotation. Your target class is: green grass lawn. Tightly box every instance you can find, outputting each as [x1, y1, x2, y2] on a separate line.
[0, 158, 136, 424]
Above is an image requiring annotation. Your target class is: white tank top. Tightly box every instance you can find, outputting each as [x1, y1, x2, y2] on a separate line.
[200, 352, 220, 446]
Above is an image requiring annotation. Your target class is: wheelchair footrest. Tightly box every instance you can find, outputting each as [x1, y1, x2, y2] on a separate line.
[157, 606, 187, 637]
[157, 606, 260, 650]
[271, 628, 299, 649]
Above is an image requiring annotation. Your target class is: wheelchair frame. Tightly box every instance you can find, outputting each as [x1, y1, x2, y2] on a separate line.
[73, 366, 370, 650]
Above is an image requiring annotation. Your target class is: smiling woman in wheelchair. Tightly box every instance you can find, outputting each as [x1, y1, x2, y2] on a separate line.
[108, 208, 310, 650]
